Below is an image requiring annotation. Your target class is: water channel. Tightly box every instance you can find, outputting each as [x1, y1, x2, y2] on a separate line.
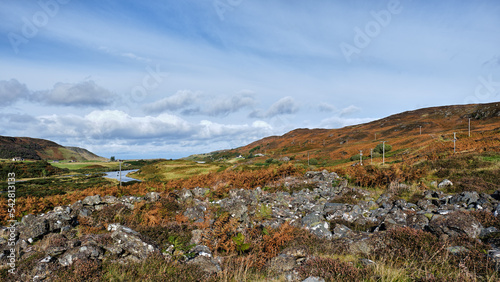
[103, 169, 142, 182]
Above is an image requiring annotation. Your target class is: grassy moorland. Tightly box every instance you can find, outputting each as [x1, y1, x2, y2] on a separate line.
[2, 150, 500, 281]
[129, 159, 226, 182]
[1, 103, 499, 281]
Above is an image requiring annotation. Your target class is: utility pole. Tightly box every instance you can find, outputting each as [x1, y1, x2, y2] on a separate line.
[119, 160, 122, 190]
[381, 141, 387, 165]
[419, 126, 422, 135]
[453, 133, 457, 154]
[359, 150, 363, 166]
[375, 133, 377, 141]
[370, 148, 373, 164]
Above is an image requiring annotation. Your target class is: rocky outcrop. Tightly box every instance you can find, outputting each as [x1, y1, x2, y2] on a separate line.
[19, 207, 77, 241]
[107, 223, 160, 260]
[427, 211, 483, 239]
[2, 172, 500, 279]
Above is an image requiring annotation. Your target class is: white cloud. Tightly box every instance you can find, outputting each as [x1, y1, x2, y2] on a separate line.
[186, 92, 257, 117]
[204, 92, 257, 117]
[6, 110, 275, 156]
[145, 91, 257, 117]
[339, 105, 361, 117]
[32, 110, 193, 141]
[143, 90, 200, 113]
[250, 96, 299, 118]
[34, 80, 117, 107]
[318, 102, 337, 112]
[320, 116, 375, 129]
[0, 79, 30, 106]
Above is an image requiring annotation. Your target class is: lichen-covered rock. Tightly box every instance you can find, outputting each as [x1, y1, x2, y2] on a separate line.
[323, 203, 349, 221]
[267, 254, 297, 273]
[144, 192, 161, 202]
[427, 211, 482, 239]
[301, 212, 332, 239]
[58, 244, 104, 266]
[186, 256, 221, 274]
[379, 209, 408, 230]
[349, 237, 374, 256]
[449, 191, 479, 205]
[107, 223, 160, 260]
[406, 213, 430, 230]
[19, 210, 76, 241]
[281, 245, 309, 260]
[438, 179, 453, 189]
[219, 198, 249, 221]
[305, 170, 338, 182]
[178, 188, 193, 201]
[192, 187, 210, 197]
[332, 224, 354, 239]
[184, 206, 206, 222]
[82, 195, 103, 206]
[417, 199, 438, 213]
[302, 277, 325, 282]
[103, 195, 119, 205]
[19, 215, 48, 240]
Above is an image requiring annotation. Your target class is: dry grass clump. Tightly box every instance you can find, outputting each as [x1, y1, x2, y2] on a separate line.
[340, 164, 427, 188]
[470, 210, 500, 229]
[371, 227, 499, 281]
[297, 256, 370, 281]
[101, 254, 207, 282]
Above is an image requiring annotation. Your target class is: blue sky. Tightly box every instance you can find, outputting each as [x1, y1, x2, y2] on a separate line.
[1, 0, 499, 159]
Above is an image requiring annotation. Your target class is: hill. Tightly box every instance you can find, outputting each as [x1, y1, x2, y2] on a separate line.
[198, 102, 500, 167]
[0, 136, 107, 161]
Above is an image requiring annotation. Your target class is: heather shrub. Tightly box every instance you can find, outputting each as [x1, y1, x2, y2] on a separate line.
[332, 190, 364, 205]
[136, 223, 194, 251]
[53, 259, 102, 282]
[297, 257, 369, 281]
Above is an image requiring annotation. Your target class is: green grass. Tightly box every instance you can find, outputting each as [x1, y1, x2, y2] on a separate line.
[51, 161, 120, 170]
[131, 159, 223, 181]
[0, 174, 113, 198]
[480, 154, 500, 163]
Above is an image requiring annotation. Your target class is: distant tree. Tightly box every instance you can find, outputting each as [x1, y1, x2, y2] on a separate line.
[350, 154, 363, 162]
[374, 143, 392, 154]
[249, 146, 261, 154]
[110, 156, 116, 162]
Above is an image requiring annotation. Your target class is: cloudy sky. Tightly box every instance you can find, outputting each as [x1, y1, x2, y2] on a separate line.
[1, 0, 499, 159]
